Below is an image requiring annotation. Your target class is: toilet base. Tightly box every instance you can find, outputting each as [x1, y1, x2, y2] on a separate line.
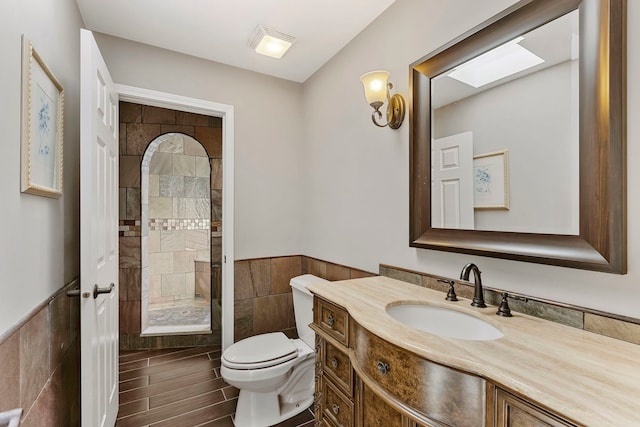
[232, 356, 315, 427]
[233, 389, 313, 427]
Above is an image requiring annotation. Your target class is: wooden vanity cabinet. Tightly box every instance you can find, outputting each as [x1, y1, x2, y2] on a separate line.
[312, 296, 578, 427]
[494, 387, 578, 427]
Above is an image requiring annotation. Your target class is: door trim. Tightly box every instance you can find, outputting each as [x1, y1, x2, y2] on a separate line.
[116, 84, 235, 351]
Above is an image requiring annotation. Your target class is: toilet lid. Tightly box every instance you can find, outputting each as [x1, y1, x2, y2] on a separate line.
[222, 332, 298, 369]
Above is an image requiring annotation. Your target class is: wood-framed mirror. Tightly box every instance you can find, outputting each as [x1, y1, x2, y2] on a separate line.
[409, 0, 626, 273]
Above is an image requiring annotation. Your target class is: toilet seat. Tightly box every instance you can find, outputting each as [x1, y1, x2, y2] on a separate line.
[222, 332, 298, 370]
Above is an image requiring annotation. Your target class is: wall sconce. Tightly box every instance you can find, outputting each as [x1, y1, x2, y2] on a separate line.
[360, 70, 405, 129]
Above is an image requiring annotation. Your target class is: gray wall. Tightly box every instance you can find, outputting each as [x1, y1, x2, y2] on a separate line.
[94, 33, 305, 262]
[0, 0, 84, 336]
[301, 0, 640, 318]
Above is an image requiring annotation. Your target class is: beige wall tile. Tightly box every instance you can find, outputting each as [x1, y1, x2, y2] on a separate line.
[149, 274, 162, 299]
[326, 263, 350, 281]
[49, 294, 70, 370]
[120, 156, 141, 188]
[142, 105, 176, 124]
[195, 271, 211, 298]
[195, 157, 210, 177]
[149, 152, 172, 175]
[186, 230, 209, 251]
[161, 273, 186, 297]
[126, 188, 141, 220]
[253, 294, 289, 334]
[149, 196, 172, 218]
[119, 237, 141, 268]
[183, 135, 208, 156]
[350, 268, 376, 279]
[119, 188, 127, 220]
[161, 124, 195, 137]
[177, 111, 211, 127]
[271, 256, 302, 294]
[119, 301, 141, 334]
[149, 252, 173, 275]
[120, 268, 142, 301]
[184, 177, 210, 198]
[148, 174, 159, 197]
[303, 257, 327, 279]
[158, 135, 184, 153]
[20, 308, 50, 413]
[159, 175, 185, 198]
[211, 237, 222, 265]
[172, 154, 196, 177]
[173, 251, 197, 273]
[20, 365, 66, 427]
[185, 272, 196, 296]
[210, 159, 223, 190]
[585, 314, 640, 345]
[234, 261, 252, 300]
[0, 331, 20, 412]
[172, 198, 196, 218]
[249, 259, 271, 298]
[195, 127, 222, 158]
[211, 190, 222, 221]
[126, 123, 162, 155]
[148, 230, 161, 253]
[160, 230, 186, 252]
[120, 101, 142, 123]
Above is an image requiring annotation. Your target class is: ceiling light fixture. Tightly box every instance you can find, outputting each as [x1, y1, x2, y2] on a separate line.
[447, 37, 544, 88]
[249, 25, 295, 59]
[360, 70, 405, 129]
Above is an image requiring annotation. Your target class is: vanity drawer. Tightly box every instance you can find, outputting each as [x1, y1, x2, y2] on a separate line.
[315, 297, 349, 346]
[351, 321, 486, 427]
[322, 340, 353, 397]
[321, 376, 354, 427]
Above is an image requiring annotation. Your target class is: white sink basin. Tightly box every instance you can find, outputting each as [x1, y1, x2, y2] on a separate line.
[386, 303, 503, 341]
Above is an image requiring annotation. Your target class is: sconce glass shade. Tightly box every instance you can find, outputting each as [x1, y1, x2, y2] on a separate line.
[360, 70, 390, 107]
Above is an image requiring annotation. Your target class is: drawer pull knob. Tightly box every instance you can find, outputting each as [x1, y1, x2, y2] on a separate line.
[377, 360, 389, 375]
[327, 314, 335, 327]
[332, 403, 340, 415]
[331, 357, 339, 369]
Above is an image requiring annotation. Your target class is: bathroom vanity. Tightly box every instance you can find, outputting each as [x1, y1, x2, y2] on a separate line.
[308, 276, 640, 426]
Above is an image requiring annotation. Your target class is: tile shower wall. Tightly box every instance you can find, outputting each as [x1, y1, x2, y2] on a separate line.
[146, 134, 211, 305]
[0, 281, 80, 426]
[119, 102, 222, 350]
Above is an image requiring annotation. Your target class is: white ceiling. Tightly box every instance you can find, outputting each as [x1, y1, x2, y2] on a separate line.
[75, 0, 396, 83]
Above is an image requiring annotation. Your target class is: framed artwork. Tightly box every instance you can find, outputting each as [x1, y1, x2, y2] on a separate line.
[21, 35, 64, 198]
[473, 149, 509, 209]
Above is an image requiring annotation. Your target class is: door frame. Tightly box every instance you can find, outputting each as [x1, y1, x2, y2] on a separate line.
[117, 84, 235, 350]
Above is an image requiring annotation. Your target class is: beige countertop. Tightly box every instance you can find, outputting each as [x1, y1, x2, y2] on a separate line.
[307, 276, 640, 427]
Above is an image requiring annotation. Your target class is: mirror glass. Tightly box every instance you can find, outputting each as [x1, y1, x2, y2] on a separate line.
[430, 10, 580, 234]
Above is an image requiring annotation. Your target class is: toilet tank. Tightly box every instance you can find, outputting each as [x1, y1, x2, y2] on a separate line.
[290, 274, 329, 348]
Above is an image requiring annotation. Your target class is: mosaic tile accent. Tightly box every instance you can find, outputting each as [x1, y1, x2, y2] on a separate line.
[119, 220, 142, 237]
[149, 218, 210, 231]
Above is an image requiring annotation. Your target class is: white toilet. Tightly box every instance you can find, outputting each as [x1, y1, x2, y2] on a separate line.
[221, 274, 328, 427]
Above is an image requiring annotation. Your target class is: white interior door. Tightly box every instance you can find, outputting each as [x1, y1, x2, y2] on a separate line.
[432, 132, 474, 229]
[80, 29, 119, 427]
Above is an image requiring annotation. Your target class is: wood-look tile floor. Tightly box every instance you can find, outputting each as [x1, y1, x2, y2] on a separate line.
[116, 347, 314, 427]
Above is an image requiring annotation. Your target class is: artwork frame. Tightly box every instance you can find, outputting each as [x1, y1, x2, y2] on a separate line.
[21, 35, 64, 198]
[473, 149, 509, 210]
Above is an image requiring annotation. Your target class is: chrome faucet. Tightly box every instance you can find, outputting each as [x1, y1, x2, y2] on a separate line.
[460, 263, 486, 308]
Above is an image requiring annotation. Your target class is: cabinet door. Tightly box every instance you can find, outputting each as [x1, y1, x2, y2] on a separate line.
[358, 381, 403, 427]
[495, 388, 577, 427]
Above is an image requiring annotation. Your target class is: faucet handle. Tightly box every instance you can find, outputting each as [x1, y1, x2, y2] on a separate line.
[497, 292, 528, 317]
[497, 293, 512, 317]
[438, 279, 458, 301]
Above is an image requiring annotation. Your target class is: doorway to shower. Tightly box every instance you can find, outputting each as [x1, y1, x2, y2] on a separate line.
[140, 132, 220, 335]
